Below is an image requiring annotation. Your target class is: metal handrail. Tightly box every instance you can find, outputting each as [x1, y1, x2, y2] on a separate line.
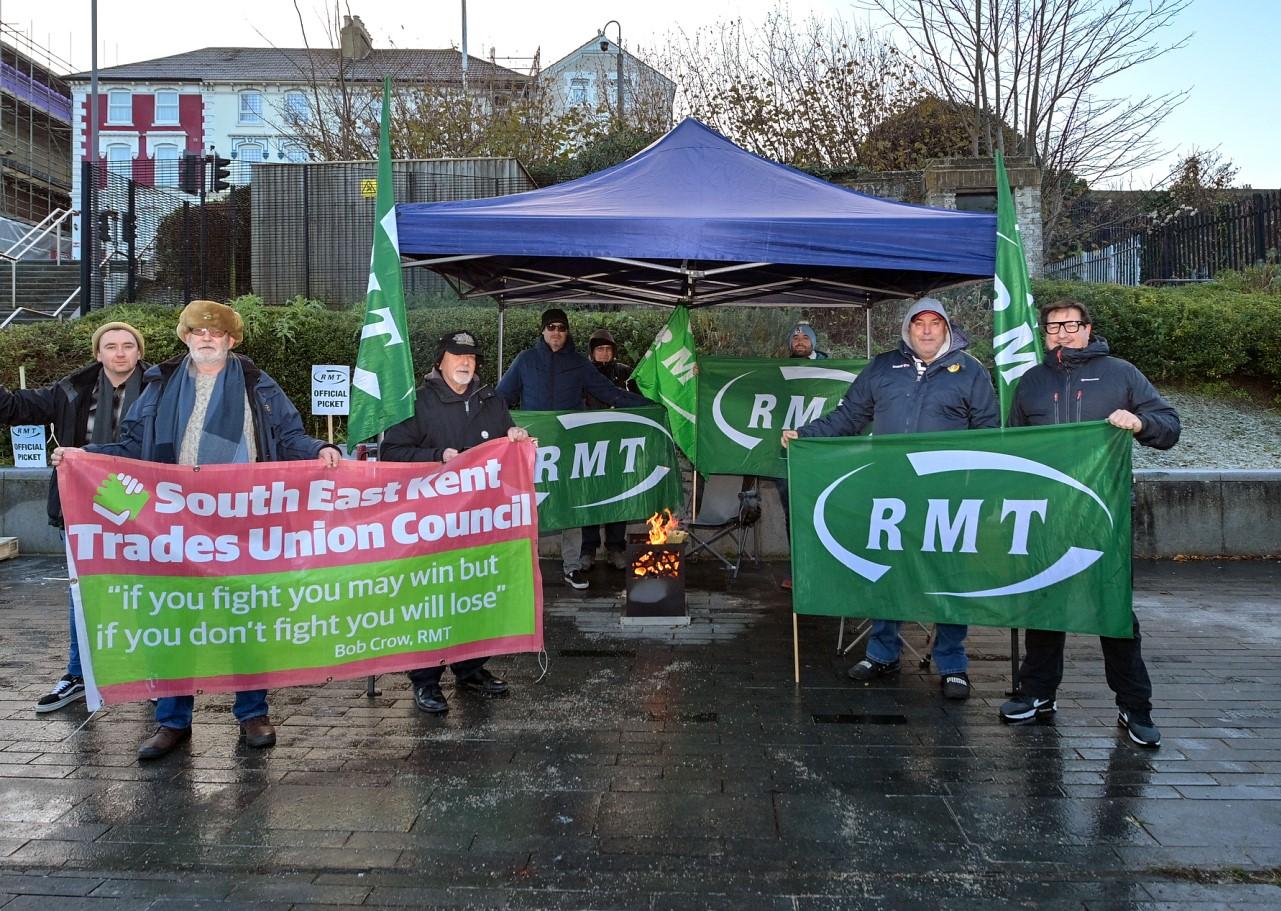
[4, 207, 77, 309]
[1, 247, 113, 329]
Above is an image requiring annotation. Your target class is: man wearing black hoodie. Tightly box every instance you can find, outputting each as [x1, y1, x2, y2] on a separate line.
[782, 298, 999, 700]
[1000, 300, 1180, 748]
[0, 321, 148, 714]
[382, 330, 531, 715]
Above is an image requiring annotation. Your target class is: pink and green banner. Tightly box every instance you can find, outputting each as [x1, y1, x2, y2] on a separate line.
[58, 441, 543, 708]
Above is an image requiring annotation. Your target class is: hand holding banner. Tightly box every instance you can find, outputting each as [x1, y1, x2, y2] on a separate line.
[59, 441, 543, 708]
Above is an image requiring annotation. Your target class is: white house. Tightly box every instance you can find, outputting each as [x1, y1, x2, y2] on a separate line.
[539, 34, 675, 130]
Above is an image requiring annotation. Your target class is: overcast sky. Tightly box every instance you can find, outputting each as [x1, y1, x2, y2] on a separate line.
[6, 0, 1278, 188]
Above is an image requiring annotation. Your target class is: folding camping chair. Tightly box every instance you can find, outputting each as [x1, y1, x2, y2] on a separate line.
[686, 475, 762, 579]
[836, 616, 935, 669]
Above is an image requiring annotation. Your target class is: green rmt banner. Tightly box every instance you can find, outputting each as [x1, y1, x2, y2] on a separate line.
[695, 357, 867, 478]
[788, 422, 1133, 638]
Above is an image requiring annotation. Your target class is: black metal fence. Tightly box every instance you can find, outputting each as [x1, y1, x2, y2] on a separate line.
[1046, 191, 1280, 285]
[82, 158, 533, 310]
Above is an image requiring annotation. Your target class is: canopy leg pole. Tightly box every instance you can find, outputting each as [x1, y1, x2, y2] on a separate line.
[792, 611, 800, 684]
[865, 307, 872, 359]
[497, 298, 506, 378]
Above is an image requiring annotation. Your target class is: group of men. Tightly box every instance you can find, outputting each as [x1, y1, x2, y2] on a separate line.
[2, 294, 1178, 758]
[782, 297, 1179, 747]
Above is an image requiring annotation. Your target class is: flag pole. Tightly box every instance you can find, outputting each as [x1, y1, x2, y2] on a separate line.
[792, 611, 800, 684]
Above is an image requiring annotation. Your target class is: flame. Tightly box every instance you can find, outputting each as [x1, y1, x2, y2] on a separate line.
[645, 509, 682, 545]
[632, 549, 683, 578]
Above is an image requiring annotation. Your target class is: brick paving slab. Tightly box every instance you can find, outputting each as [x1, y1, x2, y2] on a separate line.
[0, 555, 1279, 908]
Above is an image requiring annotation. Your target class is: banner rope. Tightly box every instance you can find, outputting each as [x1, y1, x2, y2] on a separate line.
[534, 647, 550, 683]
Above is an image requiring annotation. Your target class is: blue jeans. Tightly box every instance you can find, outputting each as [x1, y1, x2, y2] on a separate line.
[67, 589, 82, 678]
[156, 691, 269, 730]
[866, 620, 968, 674]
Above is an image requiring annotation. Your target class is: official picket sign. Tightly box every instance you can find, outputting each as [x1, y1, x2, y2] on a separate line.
[513, 406, 682, 531]
[696, 357, 867, 477]
[311, 364, 351, 415]
[57, 440, 543, 708]
[10, 424, 46, 467]
[788, 421, 1133, 637]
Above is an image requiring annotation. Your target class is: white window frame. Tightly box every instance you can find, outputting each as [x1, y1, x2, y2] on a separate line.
[238, 90, 264, 125]
[281, 142, 308, 163]
[105, 143, 132, 178]
[106, 89, 131, 125]
[234, 141, 265, 183]
[153, 89, 180, 125]
[285, 90, 309, 123]
[152, 142, 180, 187]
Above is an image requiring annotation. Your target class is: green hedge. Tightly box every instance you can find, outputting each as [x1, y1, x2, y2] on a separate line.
[2, 281, 1277, 458]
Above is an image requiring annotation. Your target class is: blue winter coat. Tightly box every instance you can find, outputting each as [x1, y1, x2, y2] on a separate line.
[796, 334, 998, 439]
[88, 354, 328, 464]
[497, 337, 651, 410]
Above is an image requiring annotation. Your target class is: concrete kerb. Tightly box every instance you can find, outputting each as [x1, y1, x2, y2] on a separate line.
[1, 467, 1278, 559]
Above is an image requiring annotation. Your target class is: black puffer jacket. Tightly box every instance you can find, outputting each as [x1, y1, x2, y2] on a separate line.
[1009, 338, 1180, 450]
[0, 359, 150, 526]
[381, 372, 514, 463]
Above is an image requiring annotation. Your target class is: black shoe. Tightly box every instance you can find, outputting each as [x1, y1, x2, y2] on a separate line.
[457, 668, 509, 696]
[413, 684, 449, 714]
[941, 672, 971, 700]
[999, 695, 1057, 725]
[35, 674, 86, 713]
[1118, 708, 1161, 748]
[564, 570, 589, 590]
[847, 658, 900, 682]
[137, 726, 191, 761]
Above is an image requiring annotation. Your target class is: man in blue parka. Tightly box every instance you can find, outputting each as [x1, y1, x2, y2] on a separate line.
[52, 300, 341, 761]
[781, 298, 999, 699]
[497, 308, 650, 590]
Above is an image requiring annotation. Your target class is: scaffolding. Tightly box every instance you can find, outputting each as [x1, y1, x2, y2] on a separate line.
[0, 22, 72, 227]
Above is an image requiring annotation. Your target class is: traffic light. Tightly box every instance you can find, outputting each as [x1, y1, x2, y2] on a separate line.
[211, 156, 232, 192]
[179, 153, 202, 194]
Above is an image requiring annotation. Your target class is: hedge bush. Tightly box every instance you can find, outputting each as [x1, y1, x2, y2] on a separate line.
[2, 280, 1277, 458]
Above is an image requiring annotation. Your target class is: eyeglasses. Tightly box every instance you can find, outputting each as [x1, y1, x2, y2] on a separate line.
[189, 327, 228, 338]
[544, 323, 568, 332]
[1044, 320, 1086, 334]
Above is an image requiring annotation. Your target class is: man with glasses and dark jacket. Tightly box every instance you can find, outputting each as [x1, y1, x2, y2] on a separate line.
[999, 299, 1180, 748]
[497, 309, 650, 590]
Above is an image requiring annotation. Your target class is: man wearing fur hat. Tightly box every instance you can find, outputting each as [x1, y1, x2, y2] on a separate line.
[52, 300, 341, 760]
[497, 308, 650, 590]
[782, 298, 998, 700]
[0, 320, 149, 714]
[580, 328, 639, 571]
[382, 330, 530, 714]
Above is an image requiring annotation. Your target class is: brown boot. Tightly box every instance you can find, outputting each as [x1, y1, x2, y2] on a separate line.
[137, 726, 191, 761]
[239, 715, 276, 748]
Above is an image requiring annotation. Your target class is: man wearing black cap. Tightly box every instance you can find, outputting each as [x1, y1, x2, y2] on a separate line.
[581, 328, 639, 571]
[382, 330, 531, 714]
[497, 309, 650, 590]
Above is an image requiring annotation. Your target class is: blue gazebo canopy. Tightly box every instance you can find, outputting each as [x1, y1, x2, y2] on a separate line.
[395, 118, 996, 308]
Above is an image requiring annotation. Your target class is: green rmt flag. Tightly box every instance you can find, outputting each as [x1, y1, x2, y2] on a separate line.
[992, 150, 1043, 425]
[349, 77, 414, 445]
[633, 305, 697, 461]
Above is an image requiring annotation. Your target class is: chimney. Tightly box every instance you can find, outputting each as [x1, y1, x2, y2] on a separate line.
[340, 14, 373, 62]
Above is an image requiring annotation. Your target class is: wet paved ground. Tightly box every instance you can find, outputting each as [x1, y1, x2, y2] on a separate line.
[0, 554, 1279, 909]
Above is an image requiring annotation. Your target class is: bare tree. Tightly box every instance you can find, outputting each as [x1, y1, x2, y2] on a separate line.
[871, 0, 1193, 248]
[648, 5, 924, 168]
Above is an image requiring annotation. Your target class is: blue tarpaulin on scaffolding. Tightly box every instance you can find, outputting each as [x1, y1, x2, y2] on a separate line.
[395, 118, 996, 308]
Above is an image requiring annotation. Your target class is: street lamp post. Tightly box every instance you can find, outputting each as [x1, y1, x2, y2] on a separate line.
[599, 20, 623, 124]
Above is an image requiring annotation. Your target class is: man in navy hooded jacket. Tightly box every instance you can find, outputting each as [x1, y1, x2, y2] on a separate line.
[497, 308, 650, 590]
[782, 298, 999, 700]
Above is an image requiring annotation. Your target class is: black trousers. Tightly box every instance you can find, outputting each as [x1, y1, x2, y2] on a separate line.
[1017, 613, 1152, 713]
[582, 522, 627, 555]
[408, 656, 488, 687]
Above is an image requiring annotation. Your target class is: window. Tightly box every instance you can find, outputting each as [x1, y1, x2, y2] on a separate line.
[235, 141, 264, 183]
[955, 191, 997, 213]
[106, 143, 131, 178]
[238, 90, 263, 125]
[107, 89, 131, 124]
[569, 78, 589, 105]
[153, 143, 180, 187]
[154, 90, 179, 124]
[285, 91, 309, 123]
[282, 142, 308, 163]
